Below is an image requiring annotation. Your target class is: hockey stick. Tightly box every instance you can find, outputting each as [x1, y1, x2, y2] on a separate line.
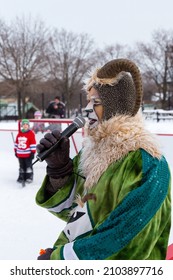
[11, 132, 15, 143]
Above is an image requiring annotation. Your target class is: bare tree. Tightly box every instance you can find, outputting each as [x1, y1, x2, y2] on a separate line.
[46, 29, 96, 116]
[0, 17, 49, 118]
[93, 43, 133, 66]
[135, 29, 173, 109]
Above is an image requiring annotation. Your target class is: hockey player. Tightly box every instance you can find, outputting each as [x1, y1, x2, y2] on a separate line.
[14, 119, 36, 184]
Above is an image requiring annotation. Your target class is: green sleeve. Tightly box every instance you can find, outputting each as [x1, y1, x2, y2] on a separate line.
[35, 174, 76, 221]
[51, 151, 171, 260]
[35, 153, 83, 221]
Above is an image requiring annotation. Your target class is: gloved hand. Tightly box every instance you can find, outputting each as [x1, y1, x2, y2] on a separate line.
[36, 129, 73, 178]
[37, 248, 53, 260]
[30, 153, 35, 160]
[15, 152, 18, 158]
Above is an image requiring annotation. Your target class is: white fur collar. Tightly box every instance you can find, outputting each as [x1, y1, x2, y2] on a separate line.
[79, 112, 161, 190]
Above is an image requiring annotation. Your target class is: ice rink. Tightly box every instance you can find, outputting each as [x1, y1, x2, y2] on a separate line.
[0, 120, 172, 260]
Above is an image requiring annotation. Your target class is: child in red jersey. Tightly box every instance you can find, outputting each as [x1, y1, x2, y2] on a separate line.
[14, 119, 36, 184]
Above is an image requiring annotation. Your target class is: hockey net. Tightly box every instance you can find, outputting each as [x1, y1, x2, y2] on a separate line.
[18, 118, 84, 157]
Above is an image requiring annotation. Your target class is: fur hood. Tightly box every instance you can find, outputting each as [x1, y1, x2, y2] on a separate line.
[79, 112, 161, 190]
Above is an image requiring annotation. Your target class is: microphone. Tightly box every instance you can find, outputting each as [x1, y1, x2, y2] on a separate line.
[32, 116, 86, 165]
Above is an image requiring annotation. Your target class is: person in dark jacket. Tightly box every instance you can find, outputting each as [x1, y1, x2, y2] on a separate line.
[46, 96, 66, 118]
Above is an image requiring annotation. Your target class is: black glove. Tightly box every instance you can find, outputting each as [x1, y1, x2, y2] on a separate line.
[30, 153, 35, 160]
[15, 152, 18, 158]
[36, 129, 73, 178]
[37, 248, 53, 260]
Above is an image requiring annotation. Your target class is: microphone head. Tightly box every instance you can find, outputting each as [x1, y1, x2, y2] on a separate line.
[73, 116, 86, 128]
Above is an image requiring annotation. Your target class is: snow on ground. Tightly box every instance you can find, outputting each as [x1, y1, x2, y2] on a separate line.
[0, 119, 172, 260]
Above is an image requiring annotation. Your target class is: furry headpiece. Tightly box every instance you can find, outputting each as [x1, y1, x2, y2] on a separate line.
[85, 58, 143, 120]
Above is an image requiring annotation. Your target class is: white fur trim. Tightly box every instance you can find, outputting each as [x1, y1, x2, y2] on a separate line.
[84, 69, 128, 92]
[79, 112, 161, 190]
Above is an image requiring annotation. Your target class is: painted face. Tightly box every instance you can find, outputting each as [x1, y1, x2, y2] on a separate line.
[85, 87, 103, 129]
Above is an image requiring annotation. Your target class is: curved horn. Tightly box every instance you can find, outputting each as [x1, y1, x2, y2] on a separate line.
[97, 59, 143, 115]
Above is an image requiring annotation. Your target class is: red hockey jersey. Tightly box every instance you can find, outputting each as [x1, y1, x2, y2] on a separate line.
[14, 130, 36, 158]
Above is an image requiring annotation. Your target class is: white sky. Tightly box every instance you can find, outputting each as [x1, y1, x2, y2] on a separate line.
[0, 0, 173, 48]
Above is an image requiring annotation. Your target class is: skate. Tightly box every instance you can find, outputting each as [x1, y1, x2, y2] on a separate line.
[25, 178, 33, 183]
[17, 169, 25, 187]
[25, 168, 33, 184]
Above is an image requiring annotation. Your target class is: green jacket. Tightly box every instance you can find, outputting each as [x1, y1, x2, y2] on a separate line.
[36, 148, 171, 260]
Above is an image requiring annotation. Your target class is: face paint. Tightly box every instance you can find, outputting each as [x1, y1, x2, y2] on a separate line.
[85, 100, 99, 129]
[85, 93, 103, 129]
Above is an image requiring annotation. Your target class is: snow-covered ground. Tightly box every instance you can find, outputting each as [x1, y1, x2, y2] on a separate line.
[0, 119, 172, 260]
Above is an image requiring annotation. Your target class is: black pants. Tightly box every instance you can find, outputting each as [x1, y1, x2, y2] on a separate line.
[18, 157, 33, 181]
